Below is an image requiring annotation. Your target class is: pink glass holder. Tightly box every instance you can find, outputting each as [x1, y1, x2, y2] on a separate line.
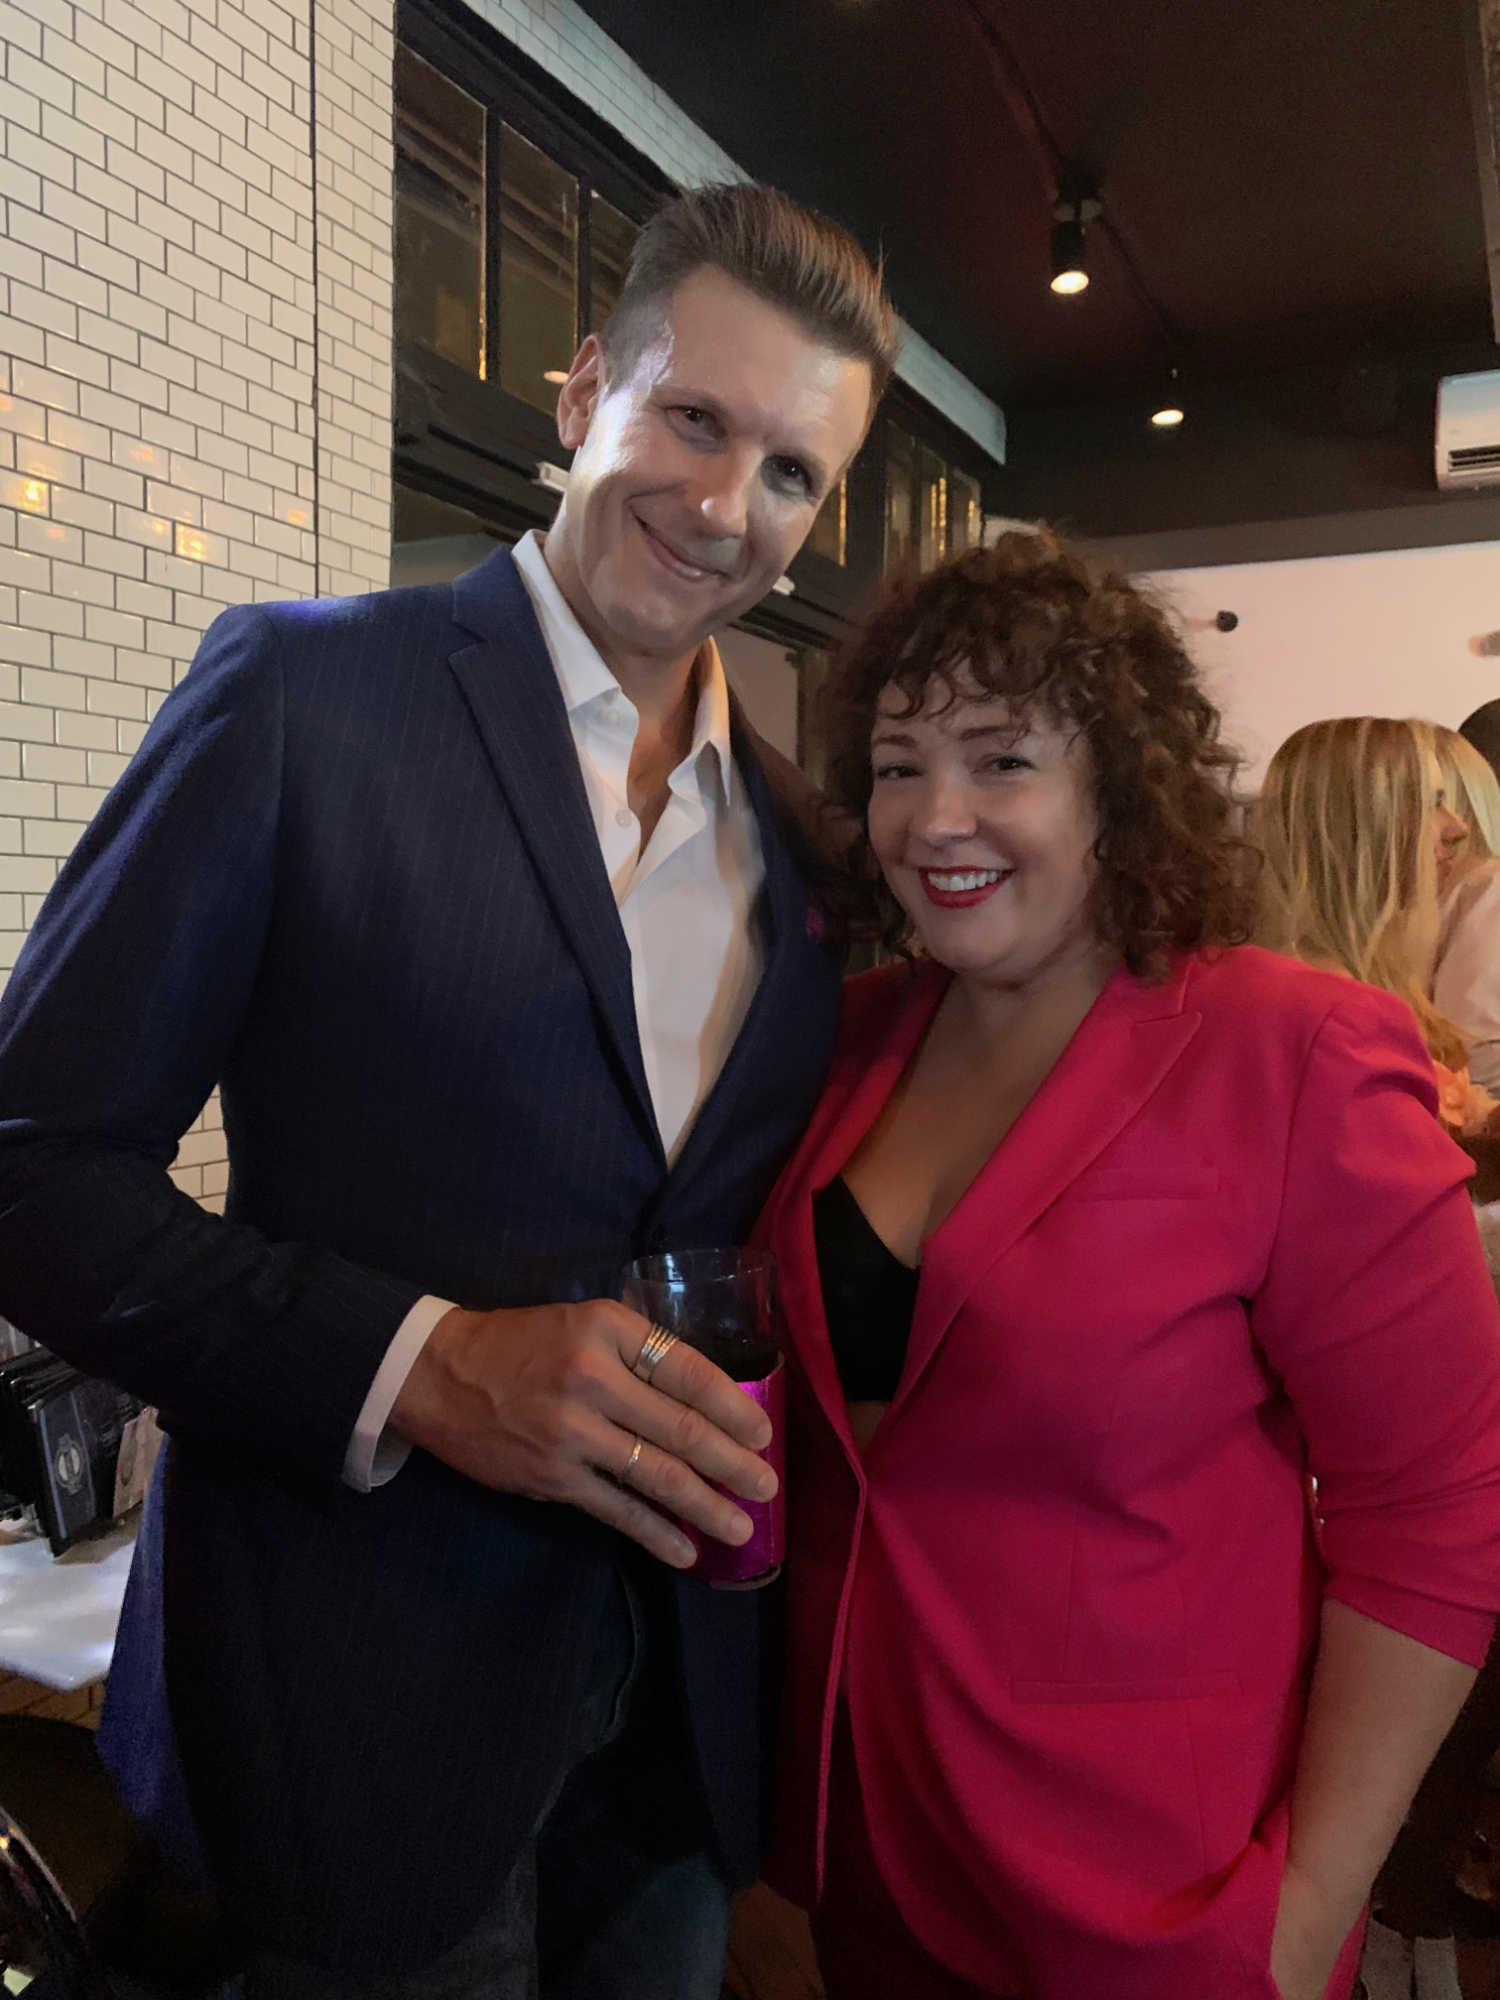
[683, 1358, 785, 1589]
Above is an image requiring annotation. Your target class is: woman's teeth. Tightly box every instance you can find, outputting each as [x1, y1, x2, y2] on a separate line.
[927, 869, 1005, 891]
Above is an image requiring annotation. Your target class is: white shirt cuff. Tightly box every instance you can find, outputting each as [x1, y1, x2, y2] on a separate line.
[341, 1293, 456, 1493]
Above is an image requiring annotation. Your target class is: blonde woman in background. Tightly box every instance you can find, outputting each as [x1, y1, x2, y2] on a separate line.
[1434, 726, 1500, 1094]
[1431, 725, 1500, 1945]
[1255, 716, 1500, 2000]
[1255, 716, 1493, 1141]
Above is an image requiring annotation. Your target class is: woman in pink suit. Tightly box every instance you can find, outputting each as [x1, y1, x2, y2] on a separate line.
[757, 532, 1500, 2000]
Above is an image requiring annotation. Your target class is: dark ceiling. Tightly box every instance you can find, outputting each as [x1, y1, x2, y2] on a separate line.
[575, 0, 1495, 416]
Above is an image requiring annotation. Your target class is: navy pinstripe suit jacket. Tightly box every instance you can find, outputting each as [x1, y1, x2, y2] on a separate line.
[0, 547, 843, 1970]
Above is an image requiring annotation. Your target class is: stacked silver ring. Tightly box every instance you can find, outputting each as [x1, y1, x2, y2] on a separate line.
[622, 1435, 644, 1482]
[632, 1322, 678, 1382]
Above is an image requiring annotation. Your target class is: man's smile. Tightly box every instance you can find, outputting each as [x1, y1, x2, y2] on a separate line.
[634, 513, 732, 585]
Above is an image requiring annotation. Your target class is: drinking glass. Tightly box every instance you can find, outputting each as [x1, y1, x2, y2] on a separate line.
[620, 1247, 785, 1589]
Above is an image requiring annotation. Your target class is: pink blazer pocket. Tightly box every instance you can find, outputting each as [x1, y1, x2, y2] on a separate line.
[1011, 1669, 1242, 1703]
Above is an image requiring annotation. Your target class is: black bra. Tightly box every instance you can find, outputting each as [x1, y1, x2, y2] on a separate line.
[811, 1176, 920, 1404]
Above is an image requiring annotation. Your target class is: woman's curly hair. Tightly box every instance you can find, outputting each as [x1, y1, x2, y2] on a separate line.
[821, 527, 1257, 980]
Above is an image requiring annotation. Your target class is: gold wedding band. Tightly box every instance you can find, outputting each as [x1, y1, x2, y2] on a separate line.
[633, 1322, 678, 1382]
[622, 1434, 644, 1483]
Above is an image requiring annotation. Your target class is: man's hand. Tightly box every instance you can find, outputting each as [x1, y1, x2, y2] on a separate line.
[389, 1300, 777, 1568]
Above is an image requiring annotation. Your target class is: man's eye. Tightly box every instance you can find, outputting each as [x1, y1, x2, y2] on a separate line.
[769, 457, 812, 497]
[674, 406, 715, 435]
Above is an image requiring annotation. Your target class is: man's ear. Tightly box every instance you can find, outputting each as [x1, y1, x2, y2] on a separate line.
[556, 335, 605, 452]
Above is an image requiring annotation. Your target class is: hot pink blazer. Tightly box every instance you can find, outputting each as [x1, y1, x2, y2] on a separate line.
[759, 946, 1500, 2000]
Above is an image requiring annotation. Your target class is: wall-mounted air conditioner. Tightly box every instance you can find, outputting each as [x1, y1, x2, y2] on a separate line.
[1436, 369, 1500, 491]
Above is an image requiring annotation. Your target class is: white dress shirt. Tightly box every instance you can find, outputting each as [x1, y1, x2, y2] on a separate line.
[1435, 855, 1500, 1092]
[342, 531, 766, 1489]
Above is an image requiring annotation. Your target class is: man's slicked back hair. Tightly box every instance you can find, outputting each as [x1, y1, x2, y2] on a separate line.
[599, 182, 899, 407]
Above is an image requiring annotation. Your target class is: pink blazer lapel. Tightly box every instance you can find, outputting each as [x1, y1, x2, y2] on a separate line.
[891, 956, 1204, 1418]
[780, 961, 949, 1451]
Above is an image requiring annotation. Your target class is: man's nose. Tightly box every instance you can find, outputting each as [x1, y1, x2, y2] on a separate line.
[689, 451, 754, 543]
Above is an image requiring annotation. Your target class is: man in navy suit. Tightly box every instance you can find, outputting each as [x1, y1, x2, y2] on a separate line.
[0, 184, 896, 1997]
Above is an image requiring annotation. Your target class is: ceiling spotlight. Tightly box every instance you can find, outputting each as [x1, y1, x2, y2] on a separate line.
[1050, 216, 1088, 296]
[1151, 366, 1185, 428]
[1049, 193, 1099, 297]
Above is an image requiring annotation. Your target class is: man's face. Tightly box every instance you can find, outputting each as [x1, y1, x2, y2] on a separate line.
[549, 266, 874, 669]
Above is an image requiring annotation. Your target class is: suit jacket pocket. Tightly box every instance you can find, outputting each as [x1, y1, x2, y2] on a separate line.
[1011, 1668, 1242, 1703]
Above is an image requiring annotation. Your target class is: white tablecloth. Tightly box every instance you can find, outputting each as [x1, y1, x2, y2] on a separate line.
[0, 1520, 134, 1691]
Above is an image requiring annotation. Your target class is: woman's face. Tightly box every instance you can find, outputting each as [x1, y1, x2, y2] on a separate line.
[867, 677, 1102, 991]
[1426, 760, 1468, 894]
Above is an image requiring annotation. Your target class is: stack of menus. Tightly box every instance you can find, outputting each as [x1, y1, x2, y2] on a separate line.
[0, 1318, 142, 1554]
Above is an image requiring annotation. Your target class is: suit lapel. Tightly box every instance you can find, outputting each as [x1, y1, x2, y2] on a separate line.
[445, 548, 658, 1153]
[892, 956, 1203, 1416]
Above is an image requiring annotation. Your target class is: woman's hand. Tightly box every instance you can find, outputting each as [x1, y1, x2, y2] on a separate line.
[1268, 1859, 1351, 2000]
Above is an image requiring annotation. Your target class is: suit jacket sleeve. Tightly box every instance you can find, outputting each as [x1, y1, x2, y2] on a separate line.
[1251, 983, 1500, 1666]
[0, 605, 422, 1481]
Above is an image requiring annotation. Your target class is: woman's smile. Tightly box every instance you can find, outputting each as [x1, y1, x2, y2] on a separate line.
[918, 865, 1013, 907]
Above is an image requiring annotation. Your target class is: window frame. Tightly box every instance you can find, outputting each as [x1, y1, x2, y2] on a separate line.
[395, 0, 669, 471]
[875, 381, 999, 575]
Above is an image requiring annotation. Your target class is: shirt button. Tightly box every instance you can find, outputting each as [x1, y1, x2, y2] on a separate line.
[615, 808, 633, 828]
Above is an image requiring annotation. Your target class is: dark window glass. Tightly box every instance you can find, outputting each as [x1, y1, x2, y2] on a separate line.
[949, 467, 981, 554]
[794, 645, 833, 787]
[884, 424, 917, 572]
[499, 125, 578, 412]
[918, 444, 947, 570]
[588, 194, 637, 334]
[806, 474, 847, 567]
[394, 49, 485, 375]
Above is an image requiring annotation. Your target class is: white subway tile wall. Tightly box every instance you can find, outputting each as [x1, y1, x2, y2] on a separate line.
[0, 0, 392, 1205]
[314, 0, 392, 599]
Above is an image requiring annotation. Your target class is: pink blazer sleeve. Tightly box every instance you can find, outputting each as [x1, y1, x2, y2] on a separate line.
[1252, 984, 1500, 1666]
